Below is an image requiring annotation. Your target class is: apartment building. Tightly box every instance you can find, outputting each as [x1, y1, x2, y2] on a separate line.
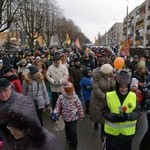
[121, 0, 150, 48]
[102, 0, 150, 49]
[107, 23, 123, 49]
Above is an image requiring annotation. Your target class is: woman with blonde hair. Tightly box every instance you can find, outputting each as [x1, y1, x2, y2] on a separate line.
[22, 65, 50, 126]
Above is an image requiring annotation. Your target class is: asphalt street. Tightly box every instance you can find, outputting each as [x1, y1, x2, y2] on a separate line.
[43, 108, 148, 150]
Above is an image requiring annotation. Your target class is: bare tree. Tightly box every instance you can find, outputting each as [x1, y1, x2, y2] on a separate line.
[0, 0, 23, 33]
[19, 0, 48, 48]
[55, 17, 90, 46]
[40, 0, 62, 47]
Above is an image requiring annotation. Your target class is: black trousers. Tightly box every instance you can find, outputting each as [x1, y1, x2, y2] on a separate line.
[106, 136, 132, 150]
[85, 100, 90, 112]
[51, 92, 60, 110]
[36, 108, 43, 126]
[64, 120, 77, 150]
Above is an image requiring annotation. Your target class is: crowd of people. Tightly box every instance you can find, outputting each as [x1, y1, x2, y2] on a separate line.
[0, 47, 149, 150]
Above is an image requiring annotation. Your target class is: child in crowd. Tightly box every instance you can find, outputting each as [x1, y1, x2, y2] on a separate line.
[54, 82, 84, 150]
[130, 78, 143, 103]
[80, 67, 92, 115]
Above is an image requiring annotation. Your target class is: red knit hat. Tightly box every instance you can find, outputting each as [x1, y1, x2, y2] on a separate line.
[64, 82, 75, 94]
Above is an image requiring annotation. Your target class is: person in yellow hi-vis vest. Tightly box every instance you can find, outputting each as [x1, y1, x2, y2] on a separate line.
[102, 69, 141, 150]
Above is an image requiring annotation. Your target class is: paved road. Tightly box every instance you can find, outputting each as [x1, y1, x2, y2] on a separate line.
[43, 108, 148, 150]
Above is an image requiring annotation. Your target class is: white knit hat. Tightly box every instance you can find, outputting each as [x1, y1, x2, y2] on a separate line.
[130, 78, 139, 88]
[0, 60, 3, 66]
[100, 64, 113, 75]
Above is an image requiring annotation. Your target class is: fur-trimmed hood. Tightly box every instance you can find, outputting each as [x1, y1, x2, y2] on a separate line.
[24, 72, 43, 85]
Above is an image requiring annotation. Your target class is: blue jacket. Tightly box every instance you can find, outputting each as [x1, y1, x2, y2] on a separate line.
[80, 76, 92, 101]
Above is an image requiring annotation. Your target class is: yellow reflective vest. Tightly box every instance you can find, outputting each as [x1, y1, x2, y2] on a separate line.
[104, 91, 137, 136]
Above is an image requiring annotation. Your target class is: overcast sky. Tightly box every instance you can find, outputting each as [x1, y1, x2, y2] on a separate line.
[56, 0, 144, 43]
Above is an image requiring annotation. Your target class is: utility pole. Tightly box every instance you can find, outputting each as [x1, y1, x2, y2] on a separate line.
[126, 0, 129, 42]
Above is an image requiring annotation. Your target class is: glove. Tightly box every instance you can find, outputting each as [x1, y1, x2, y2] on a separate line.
[110, 113, 128, 122]
[50, 112, 58, 121]
[120, 113, 128, 122]
[85, 86, 92, 90]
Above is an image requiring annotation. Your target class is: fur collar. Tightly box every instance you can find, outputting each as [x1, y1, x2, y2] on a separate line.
[24, 73, 43, 85]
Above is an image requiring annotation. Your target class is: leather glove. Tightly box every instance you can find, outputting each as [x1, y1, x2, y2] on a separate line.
[108, 113, 123, 122]
[110, 113, 128, 122]
[119, 113, 128, 122]
[116, 113, 128, 122]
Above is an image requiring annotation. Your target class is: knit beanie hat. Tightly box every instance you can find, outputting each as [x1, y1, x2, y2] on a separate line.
[0, 60, 3, 66]
[4, 67, 11, 74]
[116, 69, 131, 85]
[130, 78, 139, 88]
[130, 82, 138, 88]
[137, 60, 146, 69]
[144, 50, 149, 55]
[28, 65, 39, 75]
[100, 64, 113, 75]
[0, 78, 10, 91]
[53, 55, 60, 61]
[64, 82, 75, 94]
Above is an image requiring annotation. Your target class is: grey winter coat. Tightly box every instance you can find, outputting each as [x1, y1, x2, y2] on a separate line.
[0, 90, 40, 126]
[90, 67, 115, 124]
[22, 73, 50, 109]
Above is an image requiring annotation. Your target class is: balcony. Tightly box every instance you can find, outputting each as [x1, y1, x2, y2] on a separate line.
[135, 36, 144, 41]
[147, 25, 150, 30]
[146, 34, 150, 39]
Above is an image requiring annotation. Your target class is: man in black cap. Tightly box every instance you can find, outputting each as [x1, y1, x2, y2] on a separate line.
[0, 78, 41, 140]
[46, 54, 69, 118]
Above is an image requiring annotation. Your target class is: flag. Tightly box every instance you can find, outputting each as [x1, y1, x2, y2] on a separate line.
[65, 33, 71, 45]
[118, 38, 130, 56]
[75, 38, 81, 49]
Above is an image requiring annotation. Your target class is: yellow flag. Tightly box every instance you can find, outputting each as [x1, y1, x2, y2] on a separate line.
[66, 33, 71, 45]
